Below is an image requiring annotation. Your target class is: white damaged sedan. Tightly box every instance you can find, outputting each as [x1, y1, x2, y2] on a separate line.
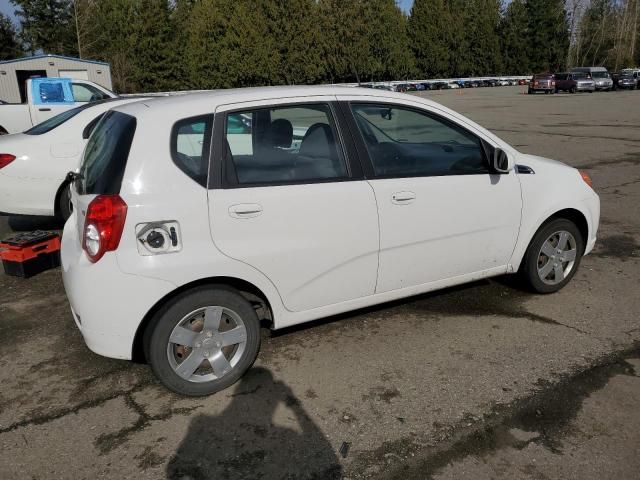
[0, 97, 146, 220]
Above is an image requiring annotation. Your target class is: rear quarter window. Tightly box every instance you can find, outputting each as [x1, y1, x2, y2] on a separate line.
[171, 115, 213, 187]
[78, 110, 136, 195]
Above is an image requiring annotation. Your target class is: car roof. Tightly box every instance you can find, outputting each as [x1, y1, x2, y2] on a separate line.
[110, 85, 440, 118]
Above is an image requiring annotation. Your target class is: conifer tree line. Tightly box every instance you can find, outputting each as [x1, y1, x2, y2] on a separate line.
[1, 0, 639, 93]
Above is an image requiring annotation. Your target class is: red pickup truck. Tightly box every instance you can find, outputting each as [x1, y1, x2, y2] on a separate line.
[528, 74, 555, 94]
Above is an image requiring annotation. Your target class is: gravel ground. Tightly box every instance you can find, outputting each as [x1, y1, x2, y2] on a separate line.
[0, 86, 639, 479]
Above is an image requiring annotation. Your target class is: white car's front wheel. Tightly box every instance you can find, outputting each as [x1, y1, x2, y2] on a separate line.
[521, 218, 584, 294]
[147, 286, 261, 396]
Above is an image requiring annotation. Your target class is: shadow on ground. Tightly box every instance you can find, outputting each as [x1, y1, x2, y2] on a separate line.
[167, 367, 342, 480]
[5, 215, 63, 233]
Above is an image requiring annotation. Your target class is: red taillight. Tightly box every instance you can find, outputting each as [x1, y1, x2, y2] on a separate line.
[82, 195, 127, 263]
[0, 154, 16, 169]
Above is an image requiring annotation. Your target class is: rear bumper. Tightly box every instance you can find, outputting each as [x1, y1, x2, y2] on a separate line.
[61, 216, 176, 360]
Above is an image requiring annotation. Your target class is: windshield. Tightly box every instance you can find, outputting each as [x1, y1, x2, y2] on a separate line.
[592, 71, 609, 78]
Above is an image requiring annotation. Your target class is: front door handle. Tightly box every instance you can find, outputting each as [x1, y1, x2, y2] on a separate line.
[228, 203, 263, 219]
[39, 108, 51, 112]
[391, 191, 416, 205]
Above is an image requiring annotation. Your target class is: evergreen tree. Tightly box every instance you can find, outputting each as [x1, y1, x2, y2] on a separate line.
[408, 0, 452, 77]
[500, 0, 530, 74]
[465, 0, 502, 75]
[365, 0, 415, 81]
[182, 0, 231, 89]
[266, 0, 325, 85]
[12, 0, 77, 55]
[217, 1, 280, 87]
[318, 0, 373, 83]
[128, 0, 175, 91]
[526, 0, 570, 72]
[0, 13, 23, 60]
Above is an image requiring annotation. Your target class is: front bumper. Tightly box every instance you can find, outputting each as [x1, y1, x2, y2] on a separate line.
[576, 84, 595, 91]
[61, 216, 176, 360]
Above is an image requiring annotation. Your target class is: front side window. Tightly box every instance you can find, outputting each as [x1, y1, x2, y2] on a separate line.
[350, 103, 487, 177]
[171, 115, 213, 187]
[224, 104, 347, 185]
[72, 83, 107, 102]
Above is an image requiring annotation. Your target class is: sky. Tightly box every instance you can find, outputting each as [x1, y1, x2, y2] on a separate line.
[0, 0, 416, 27]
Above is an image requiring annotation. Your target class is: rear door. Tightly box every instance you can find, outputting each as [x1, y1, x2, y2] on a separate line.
[73, 110, 137, 239]
[339, 97, 522, 293]
[208, 98, 379, 312]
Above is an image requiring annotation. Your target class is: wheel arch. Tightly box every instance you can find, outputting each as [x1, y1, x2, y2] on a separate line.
[513, 207, 590, 272]
[53, 179, 71, 219]
[131, 276, 274, 363]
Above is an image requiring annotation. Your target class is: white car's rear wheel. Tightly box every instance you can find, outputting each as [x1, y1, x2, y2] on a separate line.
[147, 286, 261, 396]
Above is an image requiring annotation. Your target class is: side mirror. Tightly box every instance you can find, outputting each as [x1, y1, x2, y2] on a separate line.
[493, 148, 513, 173]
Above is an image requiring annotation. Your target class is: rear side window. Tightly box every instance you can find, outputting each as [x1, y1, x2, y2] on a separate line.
[171, 115, 213, 187]
[78, 111, 136, 194]
[223, 103, 347, 186]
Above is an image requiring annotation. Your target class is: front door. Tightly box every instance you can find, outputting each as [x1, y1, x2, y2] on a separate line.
[343, 99, 522, 293]
[208, 99, 380, 312]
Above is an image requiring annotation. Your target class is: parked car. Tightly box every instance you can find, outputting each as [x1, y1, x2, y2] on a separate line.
[0, 77, 116, 135]
[528, 74, 555, 94]
[571, 67, 613, 91]
[0, 97, 146, 220]
[431, 81, 448, 90]
[554, 72, 595, 93]
[419, 82, 433, 90]
[60, 86, 600, 396]
[615, 71, 638, 90]
[518, 79, 528, 85]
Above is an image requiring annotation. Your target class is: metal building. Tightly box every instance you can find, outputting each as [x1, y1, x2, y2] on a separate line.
[0, 54, 113, 103]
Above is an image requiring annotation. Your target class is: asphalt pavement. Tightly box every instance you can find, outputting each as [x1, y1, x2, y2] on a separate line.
[0, 86, 639, 479]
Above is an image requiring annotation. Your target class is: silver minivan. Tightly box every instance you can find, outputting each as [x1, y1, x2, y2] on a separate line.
[571, 67, 613, 91]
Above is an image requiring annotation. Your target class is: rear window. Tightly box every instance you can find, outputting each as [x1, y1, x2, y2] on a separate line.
[24, 106, 85, 135]
[78, 111, 136, 195]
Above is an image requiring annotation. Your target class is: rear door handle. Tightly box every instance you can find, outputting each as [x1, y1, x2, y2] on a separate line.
[39, 108, 51, 112]
[228, 203, 263, 219]
[391, 191, 416, 205]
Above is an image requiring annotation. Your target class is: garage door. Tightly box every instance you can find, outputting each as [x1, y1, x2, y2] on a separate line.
[58, 70, 89, 80]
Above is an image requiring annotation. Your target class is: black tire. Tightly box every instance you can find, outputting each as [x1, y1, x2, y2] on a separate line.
[528, 88, 533, 94]
[147, 286, 261, 396]
[57, 183, 73, 221]
[0, 127, 8, 136]
[521, 218, 585, 294]
[570, 87, 576, 94]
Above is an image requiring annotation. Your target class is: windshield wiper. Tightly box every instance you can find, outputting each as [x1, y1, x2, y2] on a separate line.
[66, 171, 84, 183]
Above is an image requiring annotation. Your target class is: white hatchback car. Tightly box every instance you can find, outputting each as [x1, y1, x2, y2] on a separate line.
[61, 86, 599, 396]
[0, 97, 146, 220]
